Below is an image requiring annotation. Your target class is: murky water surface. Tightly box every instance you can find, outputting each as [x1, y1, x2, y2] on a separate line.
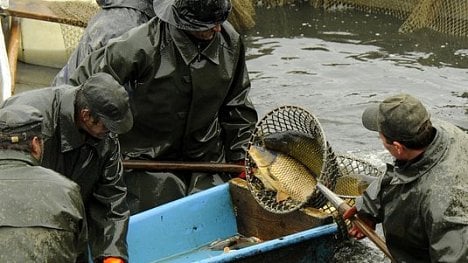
[244, 5, 467, 154]
[243, 5, 467, 262]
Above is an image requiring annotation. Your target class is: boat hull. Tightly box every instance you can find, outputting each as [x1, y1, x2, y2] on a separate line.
[127, 178, 339, 262]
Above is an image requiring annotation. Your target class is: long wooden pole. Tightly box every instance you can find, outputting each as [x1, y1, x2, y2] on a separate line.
[7, 17, 20, 95]
[122, 160, 245, 174]
[3, 0, 89, 27]
[316, 182, 396, 262]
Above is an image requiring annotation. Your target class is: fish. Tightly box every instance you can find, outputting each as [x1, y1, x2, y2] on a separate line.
[263, 131, 376, 197]
[334, 175, 368, 196]
[248, 145, 317, 203]
[332, 158, 379, 196]
[208, 235, 262, 251]
[262, 130, 325, 177]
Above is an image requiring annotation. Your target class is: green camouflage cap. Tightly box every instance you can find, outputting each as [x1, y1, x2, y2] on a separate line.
[361, 93, 430, 141]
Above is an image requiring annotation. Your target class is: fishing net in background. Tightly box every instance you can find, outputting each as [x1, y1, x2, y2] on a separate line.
[45, 0, 98, 59]
[314, 0, 468, 37]
[258, 0, 468, 37]
[43, 0, 255, 59]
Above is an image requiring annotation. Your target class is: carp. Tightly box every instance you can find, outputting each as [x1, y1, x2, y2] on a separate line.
[333, 174, 369, 196]
[262, 130, 325, 177]
[262, 131, 375, 197]
[248, 145, 317, 203]
[334, 166, 377, 196]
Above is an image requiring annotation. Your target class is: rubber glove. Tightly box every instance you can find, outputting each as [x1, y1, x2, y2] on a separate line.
[236, 160, 246, 179]
[103, 257, 124, 263]
[343, 206, 376, 240]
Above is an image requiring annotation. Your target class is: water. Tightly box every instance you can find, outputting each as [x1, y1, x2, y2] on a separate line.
[244, 5, 467, 153]
[242, 5, 468, 262]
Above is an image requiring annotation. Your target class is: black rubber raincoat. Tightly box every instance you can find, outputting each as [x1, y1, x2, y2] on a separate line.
[1, 86, 130, 262]
[69, 18, 258, 164]
[67, 17, 258, 213]
[356, 120, 468, 262]
[52, 0, 155, 86]
[0, 150, 87, 262]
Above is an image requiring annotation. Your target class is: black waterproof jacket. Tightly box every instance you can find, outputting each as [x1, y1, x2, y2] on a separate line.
[0, 150, 87, 262]
[1, 86, 130, 261]
[357, 120, 468, 262]
[52, 0, 155, 85]
[69, 18, 258, 163]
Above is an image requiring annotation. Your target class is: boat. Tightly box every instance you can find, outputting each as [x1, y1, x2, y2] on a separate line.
[127, 178, 340, 263]
[1, 4, 340, 261]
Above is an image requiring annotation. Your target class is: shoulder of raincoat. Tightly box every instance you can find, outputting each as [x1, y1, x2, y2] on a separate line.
[52, 0, 155, 86]
[356, 119, 468, 262]
[96, 0, 154, 17]
[0, 149, 87, 261]
[0, 86, 130, 262]
[69, 18, 258, 163]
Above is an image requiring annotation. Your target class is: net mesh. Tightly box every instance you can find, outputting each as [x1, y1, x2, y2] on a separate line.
[42, 0, 256, 60]
[320, 154, 383, 235]
[47, 0, 98, 59]
[245, 105, 383, 241]
[259, 0, 468, 37]
[245, 105, 341, 213]
[314, 0, 468, 37]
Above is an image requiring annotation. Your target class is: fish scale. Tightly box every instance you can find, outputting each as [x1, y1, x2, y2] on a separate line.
[249, 145, 317, 203]
[262, 130, 325, 176]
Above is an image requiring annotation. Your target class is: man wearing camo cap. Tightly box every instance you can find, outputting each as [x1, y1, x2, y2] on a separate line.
[344, 93, 468, 262]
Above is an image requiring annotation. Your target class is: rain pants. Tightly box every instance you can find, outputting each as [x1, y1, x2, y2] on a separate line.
[0, 150, 87, 262]
[52, 0, 155, 86]
[356, 120, 468, 262]
[1, 86, 130, 262]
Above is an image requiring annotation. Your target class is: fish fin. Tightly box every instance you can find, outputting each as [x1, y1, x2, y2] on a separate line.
[266, 166, 280, 181]
[276, 191, 290, 202]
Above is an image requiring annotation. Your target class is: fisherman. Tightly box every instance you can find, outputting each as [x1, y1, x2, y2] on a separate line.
[52, 0, 155, 86]
[0, 104, 87, 261]
[344, 93, 468, 262]
[1, 73, 133, 263]
[66, 0, 258, 214]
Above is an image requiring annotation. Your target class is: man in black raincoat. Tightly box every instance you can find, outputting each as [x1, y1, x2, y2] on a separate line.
[1, 73, 134, 263]
[0, 104, 87, 262]
[345, 94, 468, 262]
[67, 0, 258, 213]
[52, 0, 155, 86]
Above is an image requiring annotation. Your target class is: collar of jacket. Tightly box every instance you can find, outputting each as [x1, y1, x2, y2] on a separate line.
[58, 87, 90, 153]
[0, 149, 39, 166]
[391, 122, 448, 184]
[168, 23, 221, 65]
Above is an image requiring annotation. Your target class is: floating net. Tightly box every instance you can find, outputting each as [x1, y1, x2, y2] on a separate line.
[257, 0, 468, 37]
[255, 0, 468, 37]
